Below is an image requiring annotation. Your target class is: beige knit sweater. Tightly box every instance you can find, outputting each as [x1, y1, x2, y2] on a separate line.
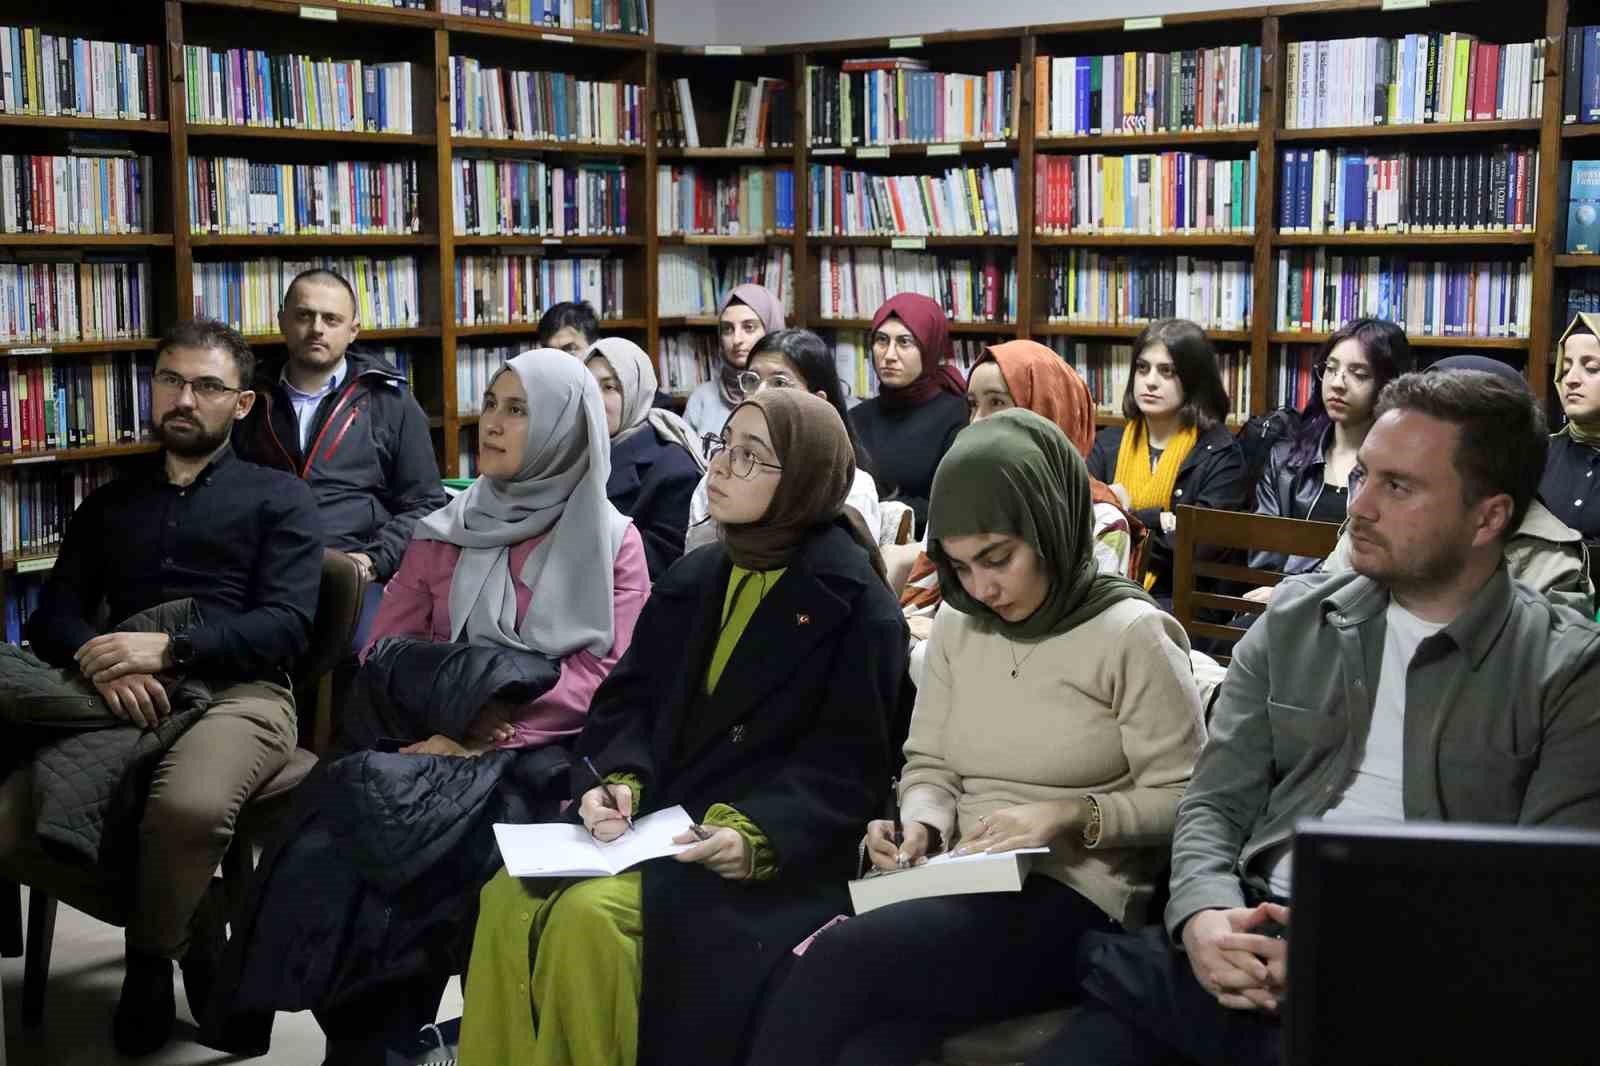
[898, 598, 1206, 927]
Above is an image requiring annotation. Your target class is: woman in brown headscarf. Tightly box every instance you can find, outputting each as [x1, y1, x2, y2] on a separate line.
[849, 293, 970, 535]
[459, 389, 906, 1066]
[899, 340, 1145, 685]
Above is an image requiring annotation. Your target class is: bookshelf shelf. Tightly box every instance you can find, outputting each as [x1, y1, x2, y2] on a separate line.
[0, 115, 168, 135]
[807, 235, 1018, 247]
[1034, 129, 1260, 152]
[1033, 233, 1256, 248]
[189, 233, 439, 247]
[0, 234, 174, 248]
[439, 13, 652, 50]
[0, 340, 159, 356]
[1272, 231, 1537, 247]
[1033, 322, 1252, 343]
[179, 0, 440, 30]
[453, 233, 646, 247]
[657, 233, 793, 246]
[0, 442, 162, 470]
[1560, 124, 1600, 139]
[184, 125, 435, 146]
[242, 327, 441, 346]
[656, 315, 723, 328]
[1555, 254, 1600, 268]
[1277, 120, 1543, 143]
[816, 318, 1014, 335]
[808, 139, 1018, 158]
[657, 146, 793, 160]
[1268, 331, 1530, 350]
[458, 414, 481, 427]
[446, 136, 648, 156]
[455, 319, 648, 338]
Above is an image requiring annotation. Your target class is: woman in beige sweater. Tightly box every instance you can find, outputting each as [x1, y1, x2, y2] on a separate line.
[748, 408, 1205, 1066]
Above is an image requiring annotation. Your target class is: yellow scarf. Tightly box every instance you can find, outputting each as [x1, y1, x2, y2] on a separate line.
[1112, 421, 1198, 588]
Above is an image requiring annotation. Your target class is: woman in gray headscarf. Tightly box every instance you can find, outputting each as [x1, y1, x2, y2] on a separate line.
[366, 347, 653, 753]
[585, 337, 707, 579]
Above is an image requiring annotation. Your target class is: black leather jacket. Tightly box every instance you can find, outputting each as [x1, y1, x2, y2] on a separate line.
[1249, 426, 1336, 574]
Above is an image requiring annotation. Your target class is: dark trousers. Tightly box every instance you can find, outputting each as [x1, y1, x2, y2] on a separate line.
[747, 875, 1115, 1066]
[314, 971, 449, 1066]
[1024, 925, 1281, 1066]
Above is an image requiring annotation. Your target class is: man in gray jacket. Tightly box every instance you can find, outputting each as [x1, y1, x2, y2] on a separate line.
[1034, 370, 1600, 1066]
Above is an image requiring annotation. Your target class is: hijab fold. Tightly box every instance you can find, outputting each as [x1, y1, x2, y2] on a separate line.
[870, 294, 966, 410]
[413, 348, 631, 657]
[586, 337, 707, 468]
[928, 409, 1153, 641]
[717, 284, 787, 407]
[1556, 312, 1600, 446]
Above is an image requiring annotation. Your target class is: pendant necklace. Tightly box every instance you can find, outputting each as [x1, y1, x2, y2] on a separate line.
[1007, 639, 1044, 679]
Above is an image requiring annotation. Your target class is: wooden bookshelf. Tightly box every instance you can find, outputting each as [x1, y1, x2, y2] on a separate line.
[446, 136, 648, 156]
[1277, 119, 1544, 142]
[184, 125, 437, 146]
[1272, 231, 1537, 246]
[0, 114, 168, 135]
[1035, 129, 1261, 152]
[189, 234, 440, 247]
[0, 340, 161, 356]
[1033, 233, 1256, 247]
[0, 442, 163, 469]
[0, 234, 175, 247]
[1268, 331, 1532, 350]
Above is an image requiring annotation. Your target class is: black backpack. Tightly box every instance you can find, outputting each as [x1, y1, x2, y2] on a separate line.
[1235, 405, 1302, 495]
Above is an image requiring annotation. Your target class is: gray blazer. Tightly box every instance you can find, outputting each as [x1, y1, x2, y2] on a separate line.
[1167, 566, 1600, 939]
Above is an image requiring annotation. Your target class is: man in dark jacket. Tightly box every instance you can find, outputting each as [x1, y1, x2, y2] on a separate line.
[24, 318, 322, 1057]
[234, 268, 446, 645]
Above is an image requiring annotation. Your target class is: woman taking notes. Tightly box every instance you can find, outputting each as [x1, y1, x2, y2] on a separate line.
[749, 409, 1205, 1066]
[682, 283, 786, 439]
[458, 390, 907, 1066]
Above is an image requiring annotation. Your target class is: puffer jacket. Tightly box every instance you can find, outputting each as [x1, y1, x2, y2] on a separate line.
[1248, 426, 1338, 575]
[0, 600, 209, 869]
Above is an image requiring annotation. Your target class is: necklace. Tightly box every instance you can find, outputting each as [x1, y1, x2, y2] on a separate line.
[1007, 639, 1045, 679]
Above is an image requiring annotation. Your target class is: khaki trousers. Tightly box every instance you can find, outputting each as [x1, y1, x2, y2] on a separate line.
[128, 679, 296, 958]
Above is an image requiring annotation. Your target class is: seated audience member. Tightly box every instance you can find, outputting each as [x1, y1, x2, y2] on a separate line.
[1312, 357, 1594, 616]
[234, 268, 446, 646]
[1248, 319, 1411, 574]
[1034, 370, 1600, 1066]
[687, 328, 883, 551]
[849, 293, 969, 535]
[536, 300, 602, 355]
[748, 409, 1205, 1066]
[203, 349, 649, 1063]
[585, 337, 706, 578]
[1087, 319, 1247, 597]
[900, 340, 1143, 685]
[1544, 312, 1600, 542]
[24, 318, 321, 1057]
[683, 283, 786, 438]
[457, 390, 906, 1066]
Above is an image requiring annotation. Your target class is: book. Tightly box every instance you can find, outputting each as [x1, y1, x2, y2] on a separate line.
[657, 165, 794, 237]
[192, 256, 420, 334]
[816, 246, 1016, 323]
[657, 246, 793, 319]
[190, 157, 420, 236]
[848, 848, 1048, 915]
[492, 806, 694, 878]
[448, 56, 643, 145]
[1273, 250, 1533, 338]
[1568, 161, 1600, 253]
[808, 163, 1018, 237]
[454, 252, 625, 324]
[455, 157, 628, 237]
[806, 64, 1017, 147]
[1034, 151, 1255, 235]
[182, 46, 412, 133]
[1043, 250, 1251, 332]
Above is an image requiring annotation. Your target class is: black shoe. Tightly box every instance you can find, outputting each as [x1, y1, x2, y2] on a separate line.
[178, 938, 218, 1023]
[114, 950, 175, 1057]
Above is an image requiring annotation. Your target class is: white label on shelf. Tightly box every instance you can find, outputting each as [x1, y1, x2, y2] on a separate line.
[1123, 16, 1162, 30]
[889, 36, 923, 49]
[16, 555, 56, 573]
[12, 455, 56, 466]
[983, 140, 1007, 149]
[299, 4, 338, 21]
[812, 147, 847, 156]
[1381, 0, 1428, 8]
[857, 146, 891, 159]
[5, 347, 50, 356]
[927, 143, 961, 156]
[542, 237, 562, 245]
[891, 236, 927, 249]
[705, 44, 744, 55]
[543, 32, 575, 43]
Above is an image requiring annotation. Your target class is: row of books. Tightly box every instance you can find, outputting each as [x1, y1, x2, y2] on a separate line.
[448, 57, 644, 145]
[0, 28, 161, 120]
[1284, 34, 1546, 130]
[1034, 152, 1257, 236]
[657, 77, 795, 150]
[454, 158, 631, 236]
[439, 0, 650, 35]
[182, 47, 414, 134]
[192, 257, 422, 334]
[1273, 251, 1534, 338]
[187, 158, 422, 236]
[0, 462, 120, 564]
[815, 247, 1017, 323]
[656, 165, 795, 237]
[1, 153, 156, 236]
[1272, 345, 1320, 412]
[1564, 27, 1600, 123]
[658, 332, 718, 394]
[1048, 338, 1252, 420]
[807, 163, 1019, 237]
[3, 574, 44, 646]
[1035, 46, 1263, 138]
[0, 260, 151, 343]
[657, 247, 794, 318]
[456, 345, 515, 415]
[1041, 251, 1252, 333]
[1563, 270, 1600, 319]
[804, 60, 1020, 148]
[0, 353, 153, 456]
[1279, 146, 1539, 234]
[454, 253, 626, 324]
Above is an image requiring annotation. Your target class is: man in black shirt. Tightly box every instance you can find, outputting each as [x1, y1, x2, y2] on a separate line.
[26, 318, 322, 1056]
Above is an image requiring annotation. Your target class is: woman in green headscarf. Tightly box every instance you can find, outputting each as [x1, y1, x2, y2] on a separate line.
[1543, 312, 1600, 541]
[748, 408, 1207, 1066]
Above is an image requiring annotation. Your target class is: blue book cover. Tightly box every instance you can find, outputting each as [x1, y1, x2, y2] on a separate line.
[1297, 149, 1312, 232]
[1076, 59, 1090, 135]
[1280, 150, 1296, 230]
[1567, 160, 1600, 252]
[1586, 28, 1600, 122]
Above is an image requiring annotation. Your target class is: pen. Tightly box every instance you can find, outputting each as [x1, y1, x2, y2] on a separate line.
[890, 778, 905, 869]
[582, 755, 634, 832]
[689, 824, 715, 841]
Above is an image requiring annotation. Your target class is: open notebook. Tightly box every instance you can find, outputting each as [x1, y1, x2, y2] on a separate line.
[848, 848, 1049, 914]
[493, 806, 695, 878]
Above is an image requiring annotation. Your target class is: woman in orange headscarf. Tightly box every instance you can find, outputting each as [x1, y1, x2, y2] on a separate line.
[899, 341, 1145, 685]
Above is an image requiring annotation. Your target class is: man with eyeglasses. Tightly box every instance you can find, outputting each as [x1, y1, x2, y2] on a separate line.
[25, 318, 322, 1056]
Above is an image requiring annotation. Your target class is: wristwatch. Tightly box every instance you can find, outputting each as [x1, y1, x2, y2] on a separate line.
[1082, 795, 1103, 848]
[169, 633, 196, 669]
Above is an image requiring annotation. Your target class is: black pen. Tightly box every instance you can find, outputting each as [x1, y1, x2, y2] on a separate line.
[890, 778, 905, 868]
[582, 756, 634, 832]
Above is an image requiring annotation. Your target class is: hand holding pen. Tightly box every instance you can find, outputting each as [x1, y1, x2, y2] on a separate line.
[578, 756, 634, 843]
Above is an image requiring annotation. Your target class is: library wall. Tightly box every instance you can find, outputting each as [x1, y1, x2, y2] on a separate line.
[655, 0, 729, 45]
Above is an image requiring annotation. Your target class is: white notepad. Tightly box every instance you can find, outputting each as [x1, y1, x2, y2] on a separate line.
[848, 847, 1050, 914]
[492, 805, 696, 878]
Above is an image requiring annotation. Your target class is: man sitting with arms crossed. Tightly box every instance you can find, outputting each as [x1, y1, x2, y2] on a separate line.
[235, 268, 445, 645]
[26, 319, 322, 1057]
[1030, 369, 1600, 1066]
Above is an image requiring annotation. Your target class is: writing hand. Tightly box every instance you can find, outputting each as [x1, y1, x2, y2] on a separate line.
[864, 819, 930, 871]
[578, 783, 633, 843]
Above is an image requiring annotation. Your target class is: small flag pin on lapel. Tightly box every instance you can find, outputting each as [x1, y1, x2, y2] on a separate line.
[796, 613, 811, 625]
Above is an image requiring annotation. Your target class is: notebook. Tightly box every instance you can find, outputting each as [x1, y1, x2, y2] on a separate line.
[492, 805, 696, 878]
[847, 848, 1049, 914]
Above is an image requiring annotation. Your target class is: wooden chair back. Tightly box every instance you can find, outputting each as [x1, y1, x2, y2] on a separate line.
[1170, 505, 1342, 661]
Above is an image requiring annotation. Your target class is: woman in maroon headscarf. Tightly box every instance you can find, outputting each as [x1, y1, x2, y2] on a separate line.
[848, 293, 969, 534]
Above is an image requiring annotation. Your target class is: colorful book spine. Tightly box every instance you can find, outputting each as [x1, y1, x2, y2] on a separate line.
[657, 247, 794, 318]
[1033, 151, 1255, 234]
[448, 56, 643, 145]
[1273, 250, 1533, 337]
[806, 163, 1019, 237]
[191, 257, 421, 333]
[453, 253, 626, 324]
[1043, 250, 1252, 332]
[813, 246, 1017, 323]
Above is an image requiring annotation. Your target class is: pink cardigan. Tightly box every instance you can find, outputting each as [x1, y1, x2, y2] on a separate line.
[361, 525, 650, 750]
